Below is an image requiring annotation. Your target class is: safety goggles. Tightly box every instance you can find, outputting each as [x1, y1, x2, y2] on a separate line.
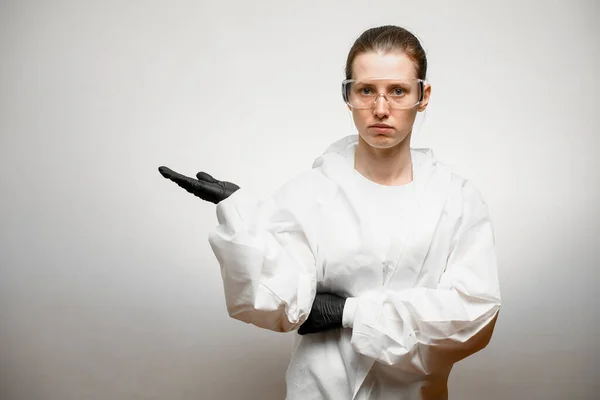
[341, 77, 426, 110]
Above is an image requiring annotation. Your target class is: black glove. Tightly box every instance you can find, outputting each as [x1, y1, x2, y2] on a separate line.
[158, 166, 240, 204]
[298, 293, 346, 335]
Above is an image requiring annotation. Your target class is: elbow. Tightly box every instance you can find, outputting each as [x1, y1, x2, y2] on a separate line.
[421, 310, 500, 369]
[409, 309, 501, 375]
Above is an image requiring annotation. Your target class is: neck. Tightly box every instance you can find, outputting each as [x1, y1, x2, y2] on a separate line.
[354, 134, 413, 186]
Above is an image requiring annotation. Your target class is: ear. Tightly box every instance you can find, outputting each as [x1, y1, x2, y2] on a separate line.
[417, 83, 431, 112]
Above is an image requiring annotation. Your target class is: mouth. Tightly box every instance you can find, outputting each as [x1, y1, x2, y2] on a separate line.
[368, 123, 394, 133]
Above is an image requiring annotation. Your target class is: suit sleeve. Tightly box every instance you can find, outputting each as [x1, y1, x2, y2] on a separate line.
[342, 180, 501, 374]
[208, 171, 329, 332]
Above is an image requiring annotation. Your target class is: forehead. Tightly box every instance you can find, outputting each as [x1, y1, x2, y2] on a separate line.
[351, 51, 417, 80]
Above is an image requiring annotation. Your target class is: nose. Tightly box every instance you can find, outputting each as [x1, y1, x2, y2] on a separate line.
[372, 94, 390, 118]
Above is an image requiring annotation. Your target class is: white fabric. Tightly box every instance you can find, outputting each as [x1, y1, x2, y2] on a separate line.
[208, 135, 501, 400]
[342, 297, 358, 329]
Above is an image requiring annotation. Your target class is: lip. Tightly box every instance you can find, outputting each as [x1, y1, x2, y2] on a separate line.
[369, 123, 393, 128]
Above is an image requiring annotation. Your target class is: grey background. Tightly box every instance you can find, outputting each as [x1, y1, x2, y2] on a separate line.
[1, 0, 599, 399]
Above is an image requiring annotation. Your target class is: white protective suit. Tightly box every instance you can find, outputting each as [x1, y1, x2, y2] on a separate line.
[208, 135, 501, 400]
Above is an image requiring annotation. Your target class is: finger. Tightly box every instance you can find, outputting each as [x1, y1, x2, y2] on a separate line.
[159, 166, 225, 204]
[158, 165, 174, 178]
[158, 166, 198, 189]
[196, 171, 218, 183]
[158, 166, 187, 180]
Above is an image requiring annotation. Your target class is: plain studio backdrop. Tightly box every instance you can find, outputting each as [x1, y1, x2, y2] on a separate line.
[1, 1, 599, 399]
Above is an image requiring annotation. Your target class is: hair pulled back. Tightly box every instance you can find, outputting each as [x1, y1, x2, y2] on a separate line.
[345, 25, 427, 80]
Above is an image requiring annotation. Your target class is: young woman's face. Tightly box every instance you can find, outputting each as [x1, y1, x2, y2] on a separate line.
[349, 51, 431, 150]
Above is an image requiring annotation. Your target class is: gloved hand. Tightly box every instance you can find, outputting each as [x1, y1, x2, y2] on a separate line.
[298, 293, 346, 335]
[158, 166, 240, 204]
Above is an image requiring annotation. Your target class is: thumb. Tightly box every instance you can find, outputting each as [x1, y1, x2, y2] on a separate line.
[196, 171, 219, 183]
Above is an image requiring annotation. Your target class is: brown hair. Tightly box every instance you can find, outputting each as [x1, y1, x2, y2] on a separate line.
[345, 25, 427, 80]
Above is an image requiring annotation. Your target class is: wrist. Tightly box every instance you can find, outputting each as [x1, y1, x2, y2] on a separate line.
[342, 297, 358, 329]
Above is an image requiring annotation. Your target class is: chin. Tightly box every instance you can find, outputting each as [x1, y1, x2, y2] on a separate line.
[360, 132, 406, 149]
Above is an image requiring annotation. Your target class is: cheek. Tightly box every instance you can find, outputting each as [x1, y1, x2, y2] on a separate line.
[351, 110, 368, 127]
[393, 110, 418, 126]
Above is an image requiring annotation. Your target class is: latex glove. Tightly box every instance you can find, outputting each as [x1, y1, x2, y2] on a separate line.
[298, 293, 346, 335]
[158, 166, 240, 204]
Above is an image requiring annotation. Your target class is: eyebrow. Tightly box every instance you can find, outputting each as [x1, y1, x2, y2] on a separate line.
[353, 77, 417, 82]
[354, 80, 414, 88]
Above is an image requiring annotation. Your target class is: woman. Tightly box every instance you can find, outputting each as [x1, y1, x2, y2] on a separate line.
[159, 25, 501, 400]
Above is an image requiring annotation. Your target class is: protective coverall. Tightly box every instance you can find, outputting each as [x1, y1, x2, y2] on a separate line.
[208, 135, 501, 399]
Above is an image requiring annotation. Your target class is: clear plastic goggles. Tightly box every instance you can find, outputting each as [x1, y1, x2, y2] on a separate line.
[341, 78, 426, 110]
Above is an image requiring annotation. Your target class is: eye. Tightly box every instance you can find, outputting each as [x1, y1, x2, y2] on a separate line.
[360, 88, 373, 95]
[391, 87, 406, 96]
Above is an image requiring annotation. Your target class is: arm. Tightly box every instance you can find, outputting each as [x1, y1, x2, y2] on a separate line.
[208, 172, 329, 333]
[342, 180, 501, 374]
[158, 165, 328, 333]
